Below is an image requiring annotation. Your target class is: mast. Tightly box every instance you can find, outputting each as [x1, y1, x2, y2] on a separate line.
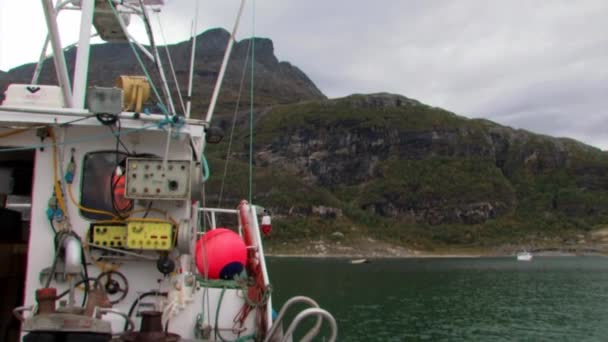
[41, 0, 73, 107]
[72, 0, 95, 109]
[203, 0, 247, 125]
[185, 0, 200, 119]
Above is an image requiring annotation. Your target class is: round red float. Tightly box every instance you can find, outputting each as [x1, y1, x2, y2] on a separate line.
[195, 228, 247, 280]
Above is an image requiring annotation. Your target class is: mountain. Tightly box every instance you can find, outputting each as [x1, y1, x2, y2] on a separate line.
[205, 93, 608, 251]
[3, 30, 607, 253]
[0, 28, 325, 117]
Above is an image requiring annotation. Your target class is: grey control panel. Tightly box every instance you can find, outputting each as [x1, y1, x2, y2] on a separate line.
[124, 158, 191, 200]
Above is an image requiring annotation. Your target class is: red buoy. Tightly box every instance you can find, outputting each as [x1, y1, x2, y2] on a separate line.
[195, 228, 247, 280]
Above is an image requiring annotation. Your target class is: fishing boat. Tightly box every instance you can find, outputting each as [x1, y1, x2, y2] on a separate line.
[516, 251, 533, 261]
[0, 1, 336, 341]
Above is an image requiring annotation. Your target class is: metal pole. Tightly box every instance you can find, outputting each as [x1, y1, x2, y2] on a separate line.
[41, 0, 73, 107]
[72, 0, 95, 109]
[204, 0, 246, 124]
[31, 35, 50, 84]
[185, 0, 200, 118]
[198, 0, 246, 156]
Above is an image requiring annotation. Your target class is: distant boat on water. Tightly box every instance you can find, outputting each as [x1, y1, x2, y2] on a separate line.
[517, 251, 533, 261]
[350, 258, 370, 264]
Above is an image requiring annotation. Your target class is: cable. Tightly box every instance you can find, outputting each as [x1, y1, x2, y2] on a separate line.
[80, 239, 91, 306]
[48, 218, 57, 235]
[95, 113, 119, 126]
[0, 122, 158, 154]
[50, 129, 68, 221]
[67, 183, 117, 219]
[0, 127, 32, 139]
[55, 277, 98, 301]
[202, 153, 210, 182]
[142, 201, 153, 218]
[115, 119, 131, 154]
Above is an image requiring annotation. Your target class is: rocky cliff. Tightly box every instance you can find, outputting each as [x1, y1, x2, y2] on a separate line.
[206, 93, 608, 248]
[0, 28, 325, 117]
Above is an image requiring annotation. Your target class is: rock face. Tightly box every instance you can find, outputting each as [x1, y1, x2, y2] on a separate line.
[250, 93, 608, 226]
[0, 28, 325, 117]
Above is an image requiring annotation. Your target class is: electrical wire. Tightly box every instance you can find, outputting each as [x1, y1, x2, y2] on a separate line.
[142, 201, 153, 218]
[48, 218, 58, 235]
[50, 129, 68, 221]
[0, 122, 158, 154]
[0, 127, 31, 138]
[67, 183, 117, 219]
[55, 277, 98, 301]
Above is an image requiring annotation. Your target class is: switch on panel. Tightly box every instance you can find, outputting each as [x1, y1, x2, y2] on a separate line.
[125, 158, 191, 200]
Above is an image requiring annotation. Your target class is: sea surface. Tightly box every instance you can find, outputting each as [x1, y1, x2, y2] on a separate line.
[266, 256, 608, 341]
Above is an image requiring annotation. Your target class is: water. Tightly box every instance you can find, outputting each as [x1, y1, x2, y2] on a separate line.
[266, 256, 608, 341]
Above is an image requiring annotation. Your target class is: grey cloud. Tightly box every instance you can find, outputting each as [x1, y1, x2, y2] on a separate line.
[6, 0, 608, 149]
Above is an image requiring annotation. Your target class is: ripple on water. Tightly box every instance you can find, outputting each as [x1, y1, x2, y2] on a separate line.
[268, 257, 608, 341]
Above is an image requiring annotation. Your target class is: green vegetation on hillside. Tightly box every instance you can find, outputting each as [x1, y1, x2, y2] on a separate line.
[204, 93, 608, 252]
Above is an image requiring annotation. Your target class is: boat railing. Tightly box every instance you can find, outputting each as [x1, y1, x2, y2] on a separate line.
[279, 306, 337, 342]
[199, 207, 242, 236]
[264, 296, 322, 342]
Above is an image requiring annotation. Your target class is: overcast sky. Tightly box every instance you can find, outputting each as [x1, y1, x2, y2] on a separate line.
[0, 1, 607, 148]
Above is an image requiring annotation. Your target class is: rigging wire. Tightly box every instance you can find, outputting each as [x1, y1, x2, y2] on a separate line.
[106, 0, 169, 115]
[249, 0, 256, 204]
[185, 0, 200, 118]
[155, 11, 187, 115]
[217, 39, 252, 208]
[137, 0, 176, 114]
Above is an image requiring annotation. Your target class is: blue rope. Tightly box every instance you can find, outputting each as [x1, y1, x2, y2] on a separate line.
[202, 153, 210, 182]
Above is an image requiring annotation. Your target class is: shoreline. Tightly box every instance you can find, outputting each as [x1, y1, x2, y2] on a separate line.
[264, 238, 608, 259]
[265, 251, 603, 258]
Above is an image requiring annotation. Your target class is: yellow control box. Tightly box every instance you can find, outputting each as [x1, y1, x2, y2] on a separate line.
[126, 221, 173, 251]
[92, 224, 127, 248]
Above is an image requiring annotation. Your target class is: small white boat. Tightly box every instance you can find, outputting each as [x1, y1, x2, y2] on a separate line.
[350, 258, 370, 264]
[517, 251, 533, 261]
